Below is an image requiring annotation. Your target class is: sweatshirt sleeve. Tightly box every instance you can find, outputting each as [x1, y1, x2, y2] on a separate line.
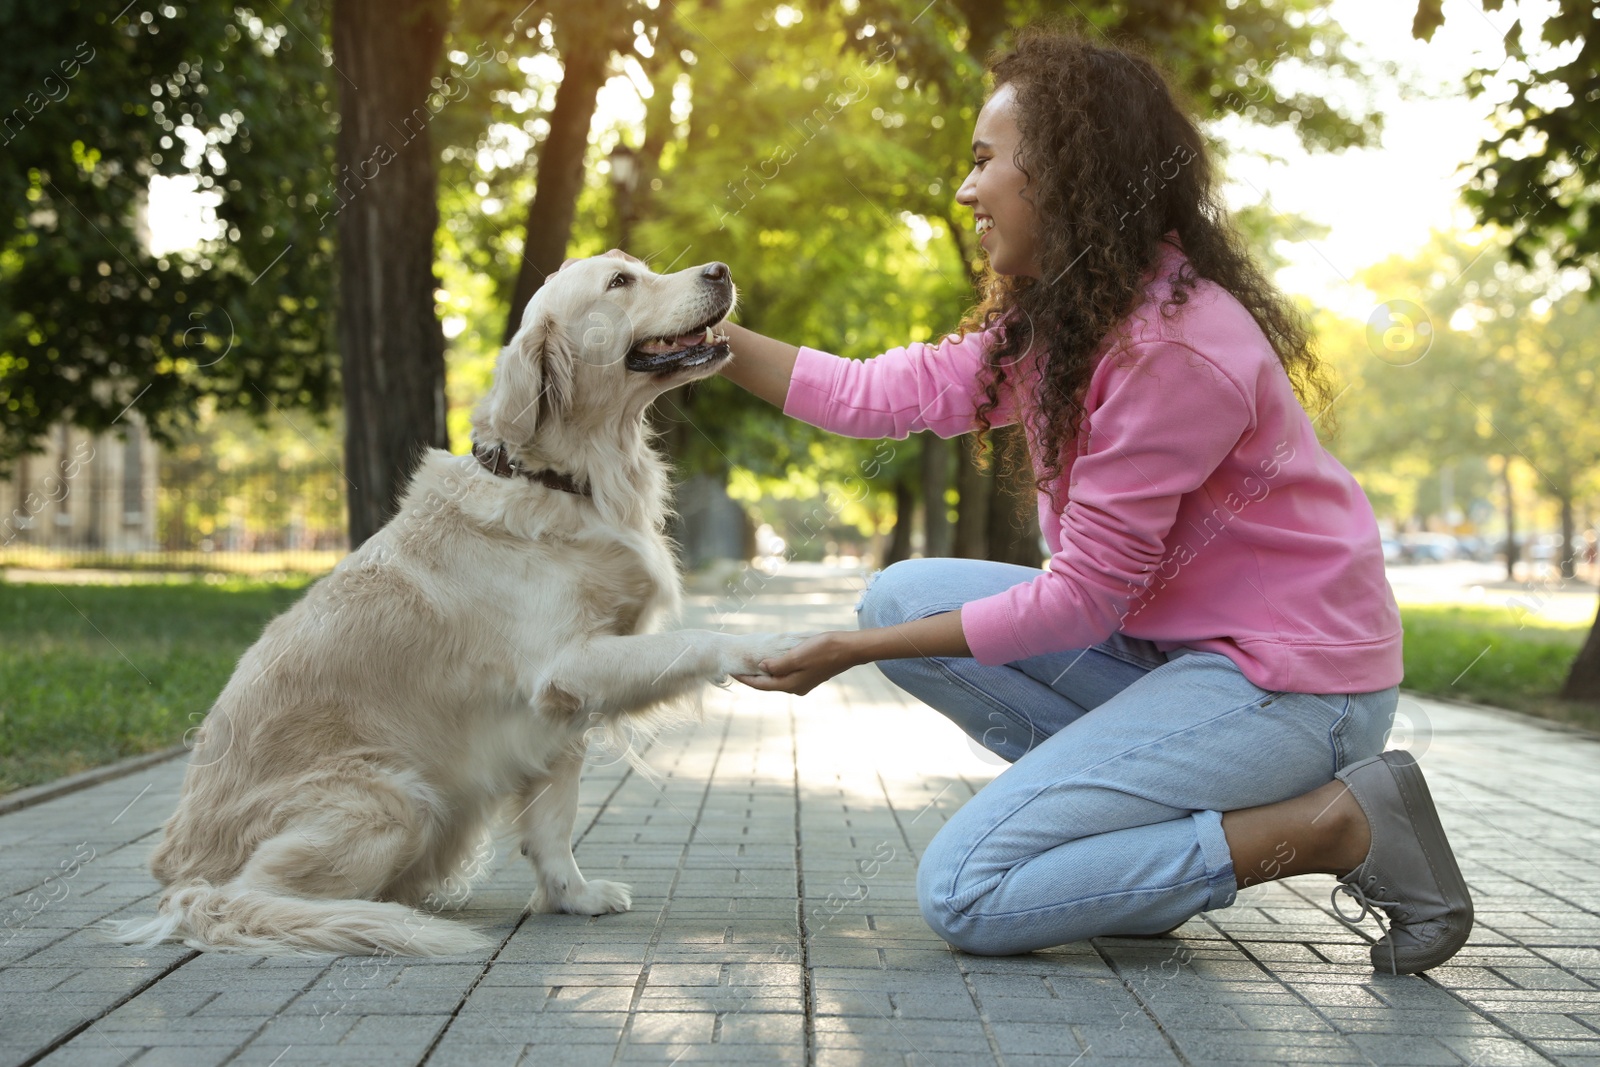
[781, 330, 1016, 440]
[960, 340, 1254, 665]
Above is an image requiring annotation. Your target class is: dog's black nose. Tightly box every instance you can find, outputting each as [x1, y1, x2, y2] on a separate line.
[702, 262, 730, 283]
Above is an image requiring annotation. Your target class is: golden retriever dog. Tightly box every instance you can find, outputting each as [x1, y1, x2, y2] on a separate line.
[107, 253, 798, 956]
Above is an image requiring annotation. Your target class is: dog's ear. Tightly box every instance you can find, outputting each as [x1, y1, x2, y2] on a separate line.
[482, 311, 573, 444]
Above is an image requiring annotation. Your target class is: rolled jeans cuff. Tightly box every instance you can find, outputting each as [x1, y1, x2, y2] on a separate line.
[1192, 809, 1238, 911]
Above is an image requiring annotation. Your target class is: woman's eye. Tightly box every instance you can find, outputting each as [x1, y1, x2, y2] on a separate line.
[608, 273, 629, 289]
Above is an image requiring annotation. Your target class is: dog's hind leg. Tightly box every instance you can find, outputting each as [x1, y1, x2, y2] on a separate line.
[235, 770, 428, 903]
[515, 750, 631, 916]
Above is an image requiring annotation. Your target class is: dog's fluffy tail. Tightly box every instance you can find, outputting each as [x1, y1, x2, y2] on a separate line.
[103, 882, 492, 957]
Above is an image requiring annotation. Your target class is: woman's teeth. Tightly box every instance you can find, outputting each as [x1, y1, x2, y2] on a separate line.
[975, 217, 994, 236]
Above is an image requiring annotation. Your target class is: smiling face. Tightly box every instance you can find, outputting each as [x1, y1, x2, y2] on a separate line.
[476, 253, 736, 447]
[955, 83, 1041, 278]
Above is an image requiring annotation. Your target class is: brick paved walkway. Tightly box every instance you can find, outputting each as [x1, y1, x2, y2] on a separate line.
[3, 566, 1597, 1066]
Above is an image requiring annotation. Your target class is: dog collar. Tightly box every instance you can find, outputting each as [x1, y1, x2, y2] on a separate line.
[471, 442, 591, 498]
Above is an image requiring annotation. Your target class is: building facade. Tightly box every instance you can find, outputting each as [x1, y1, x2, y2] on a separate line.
[1, 420, 160, 554]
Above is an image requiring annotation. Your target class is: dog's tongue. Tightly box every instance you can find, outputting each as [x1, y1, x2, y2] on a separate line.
[635, 329, 711, 356]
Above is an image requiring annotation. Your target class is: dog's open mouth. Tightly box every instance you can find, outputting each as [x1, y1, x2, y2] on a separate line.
[625, 318, 732, 375]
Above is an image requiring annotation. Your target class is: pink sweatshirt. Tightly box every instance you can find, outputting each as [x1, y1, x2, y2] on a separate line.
[782, 238, 1403, 694]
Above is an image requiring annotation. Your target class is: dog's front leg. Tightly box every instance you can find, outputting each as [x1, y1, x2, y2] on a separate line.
[540, 630, 801, 719]
[515, 750, 630, 916]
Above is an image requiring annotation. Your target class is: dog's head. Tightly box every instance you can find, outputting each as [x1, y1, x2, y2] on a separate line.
[475, 252, 735, 446]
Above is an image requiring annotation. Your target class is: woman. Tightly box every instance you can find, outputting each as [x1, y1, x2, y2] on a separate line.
[724, 28, 1472, 973]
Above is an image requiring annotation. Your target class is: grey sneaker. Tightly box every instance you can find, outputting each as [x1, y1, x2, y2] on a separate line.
[1331, 750, 1474, 975]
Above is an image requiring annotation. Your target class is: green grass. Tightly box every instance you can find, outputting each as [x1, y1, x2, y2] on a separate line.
[1399, 602, 1598, 732]
[0, 577, 308, 793]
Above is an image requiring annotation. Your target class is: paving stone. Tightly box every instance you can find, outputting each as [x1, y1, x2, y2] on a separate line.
[716, 1011, 807, 1044]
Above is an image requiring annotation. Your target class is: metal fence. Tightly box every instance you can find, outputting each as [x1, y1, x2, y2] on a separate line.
[1, 424, 348, 575]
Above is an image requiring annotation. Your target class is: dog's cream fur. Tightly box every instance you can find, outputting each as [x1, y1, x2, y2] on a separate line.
[107, 254, 797, 957]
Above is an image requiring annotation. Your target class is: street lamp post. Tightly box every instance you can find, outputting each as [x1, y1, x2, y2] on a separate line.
[608, 145, 640, 251]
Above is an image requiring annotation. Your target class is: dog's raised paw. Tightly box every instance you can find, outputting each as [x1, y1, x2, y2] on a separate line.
[720, 631, 808, 677]
[555, 879, 632, 916]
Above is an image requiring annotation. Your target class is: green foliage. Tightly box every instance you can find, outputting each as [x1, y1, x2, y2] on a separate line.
[1426, 0, 1600, 274]
[0, 1, 340, 468]
[0, 577, 306, 791]
[1323, 230, 1600, 528]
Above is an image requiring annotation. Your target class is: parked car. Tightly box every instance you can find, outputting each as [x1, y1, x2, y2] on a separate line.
[1526, 534, 1563, 565]
[1396, 533, 1459, 563]
[1380, 538, 1402, 564]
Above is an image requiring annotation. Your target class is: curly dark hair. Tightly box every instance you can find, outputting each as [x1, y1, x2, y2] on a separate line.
[961, 26, 1335, 502]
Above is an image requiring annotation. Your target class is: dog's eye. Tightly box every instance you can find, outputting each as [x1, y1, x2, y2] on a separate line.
[607, 273, 630, 290]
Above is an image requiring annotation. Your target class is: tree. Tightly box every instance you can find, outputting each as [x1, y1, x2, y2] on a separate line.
[0, 0, 337, 468]
[1334, 232, 1600, 555]
[1495, 288, 1600, 574]
[1413, 0, 1600, 274]
[1522, 292, 1600, 698]
[330, 0, 451, 545]
[919, 432, 953, 557]
[1329, 229, 1600, 708]
[1339, 234, 1538, 575]
[496, 3, 640, 343]
[1414, 0, 1600, 699]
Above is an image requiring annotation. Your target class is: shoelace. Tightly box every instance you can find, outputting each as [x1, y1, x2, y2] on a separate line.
[1331, 877, 1405, 975]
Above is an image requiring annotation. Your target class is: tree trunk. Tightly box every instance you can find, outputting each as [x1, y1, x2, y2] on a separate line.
[653, 386, 693, 469]
[884, 466, 915, 565]
[953, 0, 1010, 57]
[1560, 491, 1577, 581]
[919, 433, 952, 558]
[333, 0, 449, 548]
[1561, 594, 1600, 702]
[941, 178, 987, 561]
[502, 44, 610, 343]
[984, 426, 1042, 567]
[655, 383, 695, 556]
[637, 61, 687, 469]
[1502, 456, 1518, 582]
[953, 436, 990, 559]
[941, 208, 981, 288]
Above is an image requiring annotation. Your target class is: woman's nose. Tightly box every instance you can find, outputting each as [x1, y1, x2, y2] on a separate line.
[955, 171, 978, 205]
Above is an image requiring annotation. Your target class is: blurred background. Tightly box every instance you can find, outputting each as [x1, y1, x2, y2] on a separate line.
[2, 0, 1598, 788]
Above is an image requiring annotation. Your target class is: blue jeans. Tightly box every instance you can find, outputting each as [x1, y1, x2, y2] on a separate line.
[857, 558, 1398, 956]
